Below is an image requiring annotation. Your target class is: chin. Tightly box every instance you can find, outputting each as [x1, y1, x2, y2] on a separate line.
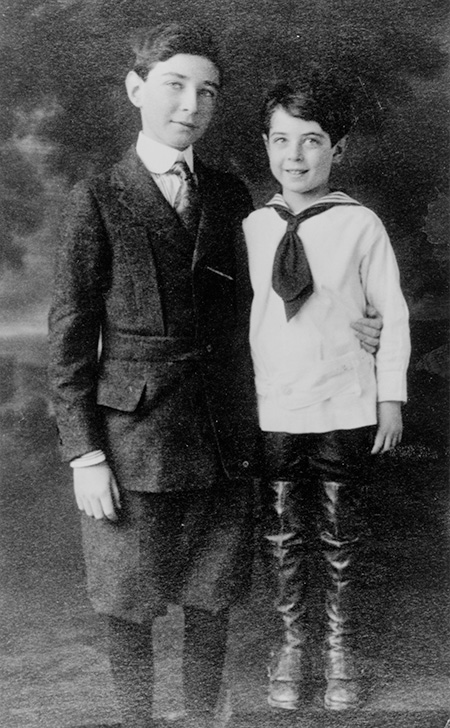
[285, 183, 308, 194]
[172, 134, 197, 150]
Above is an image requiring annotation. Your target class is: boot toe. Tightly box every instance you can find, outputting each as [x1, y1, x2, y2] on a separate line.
[268, 679, 300, 710]
[268, 645, 311, 710]
[324, 678, 360, 711]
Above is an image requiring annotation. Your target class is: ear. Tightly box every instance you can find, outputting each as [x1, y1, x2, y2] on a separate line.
[262, 133, 269, 152]
[125, 70, 144, 108]
[332, 136, 347, 164]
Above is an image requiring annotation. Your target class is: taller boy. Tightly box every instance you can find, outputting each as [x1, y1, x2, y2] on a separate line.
[48, 22, 259, 728]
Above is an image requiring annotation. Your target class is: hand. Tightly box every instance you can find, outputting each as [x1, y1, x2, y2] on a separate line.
[73, 461, 121, 520]
[371, 401, 403, 454]
[351, 304, 383, 354]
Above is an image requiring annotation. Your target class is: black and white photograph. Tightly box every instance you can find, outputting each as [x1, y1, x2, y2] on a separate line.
[0, 2, 448, 727]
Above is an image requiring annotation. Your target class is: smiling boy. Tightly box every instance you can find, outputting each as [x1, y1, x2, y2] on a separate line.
[243, 77, 410, 712]
[265, 110, 343, 213]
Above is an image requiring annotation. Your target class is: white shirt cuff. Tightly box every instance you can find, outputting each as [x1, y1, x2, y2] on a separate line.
[70, 450, 106, 468]
[377, 370, 408, 403]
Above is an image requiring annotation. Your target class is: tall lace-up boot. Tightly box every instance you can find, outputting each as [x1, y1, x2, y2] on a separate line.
[264, 479, 311, 710]
[320, 479, 363, 711]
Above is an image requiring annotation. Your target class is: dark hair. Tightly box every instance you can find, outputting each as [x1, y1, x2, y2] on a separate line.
[130, 22, 222, 84]
[261, 71, 356, 146]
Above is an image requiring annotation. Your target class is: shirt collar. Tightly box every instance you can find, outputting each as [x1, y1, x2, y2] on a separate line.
[266, 190, 359, 212]
[136, 131, 194, 174]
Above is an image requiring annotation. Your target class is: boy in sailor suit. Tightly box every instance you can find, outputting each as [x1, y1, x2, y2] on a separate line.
[243, 76, 410, 713]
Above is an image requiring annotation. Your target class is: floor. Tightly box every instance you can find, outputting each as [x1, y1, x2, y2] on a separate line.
[0, 366, 449, 728]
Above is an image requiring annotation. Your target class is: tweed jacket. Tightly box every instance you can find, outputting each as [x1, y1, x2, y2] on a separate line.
[48, 147, 259, 491]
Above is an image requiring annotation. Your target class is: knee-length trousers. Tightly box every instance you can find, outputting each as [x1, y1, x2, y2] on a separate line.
[81, 479, 254, 624]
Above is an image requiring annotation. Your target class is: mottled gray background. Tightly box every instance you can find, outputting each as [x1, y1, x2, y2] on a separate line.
[0, 1, 448, 726]
[0, 0, 448, 342]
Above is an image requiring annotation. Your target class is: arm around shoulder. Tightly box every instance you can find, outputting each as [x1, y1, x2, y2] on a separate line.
[351, 304, 383, 354]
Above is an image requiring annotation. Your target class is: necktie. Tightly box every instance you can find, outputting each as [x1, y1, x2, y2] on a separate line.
[170, 160, 200, 239]
[269, 202, 358, 321]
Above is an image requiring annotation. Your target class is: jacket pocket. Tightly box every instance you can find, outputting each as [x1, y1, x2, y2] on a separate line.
[97, 374, 146, 412]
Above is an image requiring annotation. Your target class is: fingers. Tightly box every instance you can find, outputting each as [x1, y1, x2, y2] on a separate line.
[351, 318, 382, 354]
[110, 476, 122, 512]
[99, 491, 118, 521]
[389, 431, 402, 450]
[366, 304, 382, 321]
[352, 307, 382, 354]
[91, 494, 110, 520]
[73, 463, 119, 521]
[371, 430, 384, 455]
[77, 486, 112, 520]
[355, 333, 378, 354]
[360, 343, 376, 354]
[74, 486, 84, 512]
[371, 429, 403, 455]
[351, 321, 382, 338]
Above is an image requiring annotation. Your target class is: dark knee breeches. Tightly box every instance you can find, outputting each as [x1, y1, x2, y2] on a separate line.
[262, 427, 372, 554]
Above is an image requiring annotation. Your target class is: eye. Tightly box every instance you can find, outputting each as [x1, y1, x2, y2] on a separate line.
[304, 137, 320, 147]
[167, 81, 183, 89]
[272, 136, 287, 145]
[199, 87, 216, 99]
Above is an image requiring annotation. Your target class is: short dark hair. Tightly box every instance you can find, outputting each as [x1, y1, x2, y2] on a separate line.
[261, 71, 356, 146]
[130, 22, 222, 84]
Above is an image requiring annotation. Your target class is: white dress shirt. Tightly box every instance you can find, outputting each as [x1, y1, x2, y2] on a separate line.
[136, 131, 194, 205]
[243, 192, 411, 434]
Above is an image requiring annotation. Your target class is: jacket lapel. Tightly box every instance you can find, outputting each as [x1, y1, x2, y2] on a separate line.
[111, 148, 186, 333]
[109, 149, 236, 328]
[113, 146, 180, 229]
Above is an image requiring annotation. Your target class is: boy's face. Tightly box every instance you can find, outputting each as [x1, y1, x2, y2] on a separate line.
[263, 107, 346, 209]
[126, 53, 220, 150]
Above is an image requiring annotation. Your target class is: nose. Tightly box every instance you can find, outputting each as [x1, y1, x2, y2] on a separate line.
[288, 141, 304, 160]
[180, 86, 198, 114]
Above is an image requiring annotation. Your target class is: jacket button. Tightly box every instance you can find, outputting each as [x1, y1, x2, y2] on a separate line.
[206, 344, 213, 353]
[242, 460, 249, 468]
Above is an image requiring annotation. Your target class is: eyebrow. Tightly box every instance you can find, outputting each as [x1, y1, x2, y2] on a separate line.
[269, 130, 326, 138]
[161, 72, 220, 91]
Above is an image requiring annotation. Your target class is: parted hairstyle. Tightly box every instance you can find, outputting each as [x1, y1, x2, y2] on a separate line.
[130, 21, 222, 84]
[261, 71, 357, 146]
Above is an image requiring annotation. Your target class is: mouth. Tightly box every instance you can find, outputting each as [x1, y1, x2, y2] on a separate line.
[285, 169, 307, 176]
[172, 120, 197, 130]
